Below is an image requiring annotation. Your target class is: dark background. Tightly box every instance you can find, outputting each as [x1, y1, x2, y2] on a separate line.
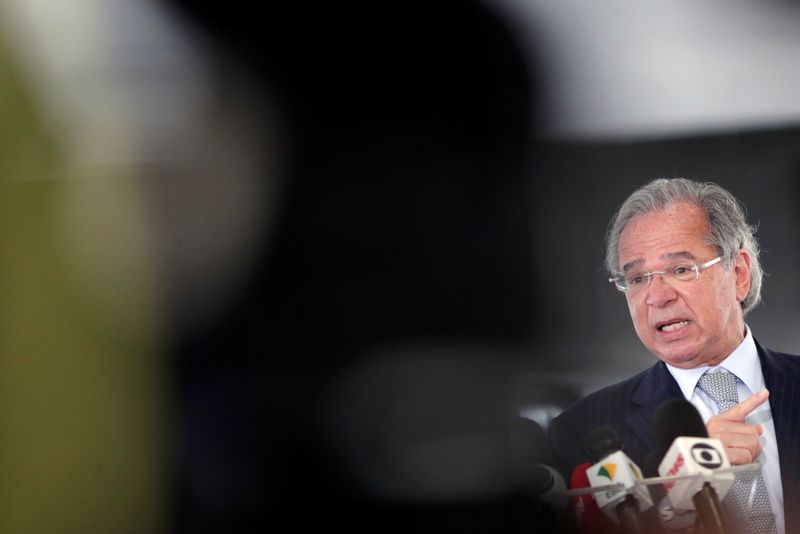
[159, 1, 800, 531]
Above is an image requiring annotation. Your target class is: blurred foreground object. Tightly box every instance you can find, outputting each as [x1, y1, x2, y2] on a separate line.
[0, 15, 166, 534]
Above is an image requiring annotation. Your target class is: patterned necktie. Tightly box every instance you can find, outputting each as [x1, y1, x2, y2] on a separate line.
[696, 371, 777, 534]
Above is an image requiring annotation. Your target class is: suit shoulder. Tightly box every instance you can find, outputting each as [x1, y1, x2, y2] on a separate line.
[769, 349, 800, 364]
[547, 365, 660, 477]
[758, 341, 800, 375]
[553, 365, 654, 423]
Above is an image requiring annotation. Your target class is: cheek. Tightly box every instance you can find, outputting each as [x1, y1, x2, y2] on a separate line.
[710, 270, 738, 300]
[712, 288, 737, 324]
[707, 280, 735, 315]
[627, 300, 647, 332]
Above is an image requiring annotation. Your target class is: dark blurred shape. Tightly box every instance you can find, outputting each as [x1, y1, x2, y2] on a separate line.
[653, 398, 708, 453]
[654, 398, 708, 441]
[519, 464, 569, 532]
[161, 0, 542, 532]
[584, 426, 623, 464]
[522, 465, 566, 506]
[325, 347, 518, 502]
[508, 418, 569, 532]
[645, 398, 707, 477]
[511, 416, 554, 469]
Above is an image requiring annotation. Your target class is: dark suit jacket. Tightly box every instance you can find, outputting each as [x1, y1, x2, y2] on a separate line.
[548, 340, 800, 532]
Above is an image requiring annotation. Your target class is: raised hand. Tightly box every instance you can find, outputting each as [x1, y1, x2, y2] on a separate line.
[705, 389, 769, 465]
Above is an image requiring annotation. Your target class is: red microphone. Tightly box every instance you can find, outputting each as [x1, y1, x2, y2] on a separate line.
[569, 463, 616, 534]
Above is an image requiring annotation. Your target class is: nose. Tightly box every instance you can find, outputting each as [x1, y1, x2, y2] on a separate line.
[645, 273, 677, 307]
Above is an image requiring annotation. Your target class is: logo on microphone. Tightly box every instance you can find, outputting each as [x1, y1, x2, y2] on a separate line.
[664, 453, 685, 490]
[690, 443, 723, 468]
[597, 463, 617, 481]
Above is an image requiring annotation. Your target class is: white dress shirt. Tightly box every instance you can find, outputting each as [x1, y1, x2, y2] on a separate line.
[664, 326, 785, 534]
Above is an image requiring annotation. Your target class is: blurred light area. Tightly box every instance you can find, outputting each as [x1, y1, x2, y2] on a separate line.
[327, 346, 517, 501]
[518, 406, 562, 431]
[1, 0, 278, 327]
[1, 0, 209, 169]
[0, 0, 277, 531]
[495, 0, 800, 140]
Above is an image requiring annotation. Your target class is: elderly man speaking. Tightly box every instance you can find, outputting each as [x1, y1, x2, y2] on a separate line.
[549, 178, 800, 534]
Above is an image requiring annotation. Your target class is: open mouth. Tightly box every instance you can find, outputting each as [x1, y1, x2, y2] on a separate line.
[658, 320, 690, 332]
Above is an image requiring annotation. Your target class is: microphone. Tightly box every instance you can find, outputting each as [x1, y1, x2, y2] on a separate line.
[510, 416, 553, 468]
[521, 463, 569, 512]
[510, 418, 568, 528]
[654, 398, 734, 534]
[585, 427, 653, 534]
[568, 462, 615, 534]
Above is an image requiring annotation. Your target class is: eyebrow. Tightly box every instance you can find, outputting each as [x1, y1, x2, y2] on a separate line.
[621, 251, 698, 272]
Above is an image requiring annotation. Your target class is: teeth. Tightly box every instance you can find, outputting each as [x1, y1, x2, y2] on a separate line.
[661, 321, 689, 332]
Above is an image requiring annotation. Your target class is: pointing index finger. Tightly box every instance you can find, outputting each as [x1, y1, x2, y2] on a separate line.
[719, 389, 769, 422]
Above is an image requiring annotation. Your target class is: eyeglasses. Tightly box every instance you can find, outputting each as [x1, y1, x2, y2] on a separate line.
[609, 256, 723, 294]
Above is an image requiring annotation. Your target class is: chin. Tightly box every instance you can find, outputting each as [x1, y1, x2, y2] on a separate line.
[652, 345, 700, 367]
[660, 355, 697, 368]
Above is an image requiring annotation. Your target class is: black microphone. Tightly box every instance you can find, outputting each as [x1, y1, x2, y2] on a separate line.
[522, 463, 569, 513]
[584, 427, 651, 534]
[653, 398, 733, 534]
[510, 416, 553, 468]
[585, 426, 622, 463]
[644, 394, 708, 477]
[509, 417, 567, 529]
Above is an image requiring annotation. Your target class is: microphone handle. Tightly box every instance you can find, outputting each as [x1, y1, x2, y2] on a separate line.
[616, 495, 644, 534]
[692, 482, 729, 534]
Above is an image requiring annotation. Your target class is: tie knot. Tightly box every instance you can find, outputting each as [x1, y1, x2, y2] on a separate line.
[697, 371, 739, 411]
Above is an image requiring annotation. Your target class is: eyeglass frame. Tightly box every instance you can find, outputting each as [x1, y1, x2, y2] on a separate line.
[609, 256, 723, 293]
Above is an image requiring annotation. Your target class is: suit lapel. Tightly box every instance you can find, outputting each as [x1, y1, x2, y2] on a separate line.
[757, 341, 800, 533]
[758, 343, 800, 459]
[627, 362, 683, 453]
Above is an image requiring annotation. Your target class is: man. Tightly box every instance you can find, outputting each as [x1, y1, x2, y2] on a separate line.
[548, 178, 800, 533]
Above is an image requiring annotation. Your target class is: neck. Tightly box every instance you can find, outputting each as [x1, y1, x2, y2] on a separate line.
[705, 322, 747, 368]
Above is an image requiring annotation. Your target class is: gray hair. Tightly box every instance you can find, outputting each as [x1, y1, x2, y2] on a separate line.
[605, 178, 763, 315]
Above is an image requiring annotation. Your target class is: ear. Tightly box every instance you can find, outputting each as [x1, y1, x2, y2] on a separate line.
[734, 249, 752, 302]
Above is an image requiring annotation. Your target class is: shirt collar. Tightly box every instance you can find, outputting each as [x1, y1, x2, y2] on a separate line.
[665, 325, 762, 399]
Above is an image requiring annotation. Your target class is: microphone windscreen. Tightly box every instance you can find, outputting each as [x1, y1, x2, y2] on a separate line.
[510, 416, 552, 468]
[584, 426, 621, 463]
[525, 464, 557, 493]
[523, 464, 568, 511]
[651, 398, 707, 470]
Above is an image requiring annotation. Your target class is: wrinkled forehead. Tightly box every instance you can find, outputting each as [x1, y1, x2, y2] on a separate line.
[617, 203, 711, 271]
